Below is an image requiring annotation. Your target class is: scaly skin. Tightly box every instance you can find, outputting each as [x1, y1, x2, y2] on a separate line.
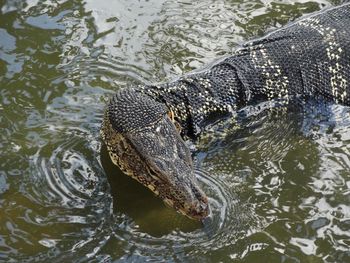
[101, 3, 350, 220]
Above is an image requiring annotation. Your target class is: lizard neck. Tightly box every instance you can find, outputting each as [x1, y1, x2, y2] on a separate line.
[139, 63, 246, 138]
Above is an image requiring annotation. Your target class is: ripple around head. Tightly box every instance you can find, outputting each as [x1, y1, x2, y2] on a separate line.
[108, 167, 262, 259]
[28, 133, 98, 208]
[18, 129, 115, 261]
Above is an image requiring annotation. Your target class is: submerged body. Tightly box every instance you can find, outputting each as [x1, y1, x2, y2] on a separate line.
[101, 3, 350, 220]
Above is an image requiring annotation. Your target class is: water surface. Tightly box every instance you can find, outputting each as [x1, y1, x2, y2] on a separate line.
[1, 0, 349, 262]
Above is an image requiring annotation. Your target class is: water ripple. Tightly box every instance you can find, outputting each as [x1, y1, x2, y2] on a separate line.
[99, 165, 262, 261]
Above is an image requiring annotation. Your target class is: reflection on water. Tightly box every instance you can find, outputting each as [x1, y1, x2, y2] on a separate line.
[1, 0, 350, 262]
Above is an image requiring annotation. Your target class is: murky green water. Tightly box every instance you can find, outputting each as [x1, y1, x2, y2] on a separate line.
[1, 0, 350, 262]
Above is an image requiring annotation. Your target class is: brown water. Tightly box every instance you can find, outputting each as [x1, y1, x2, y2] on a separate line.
[1, 0, 350, 262]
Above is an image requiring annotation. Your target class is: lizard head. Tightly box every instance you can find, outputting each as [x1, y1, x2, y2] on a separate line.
[101, 89, 209, 220]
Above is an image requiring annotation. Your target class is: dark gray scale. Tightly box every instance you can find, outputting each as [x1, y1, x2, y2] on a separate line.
[108, 89, 167, 133]
[229, 5, 350, 104]
[149, 66, 244, 136]
[135, 3, 350, 138]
